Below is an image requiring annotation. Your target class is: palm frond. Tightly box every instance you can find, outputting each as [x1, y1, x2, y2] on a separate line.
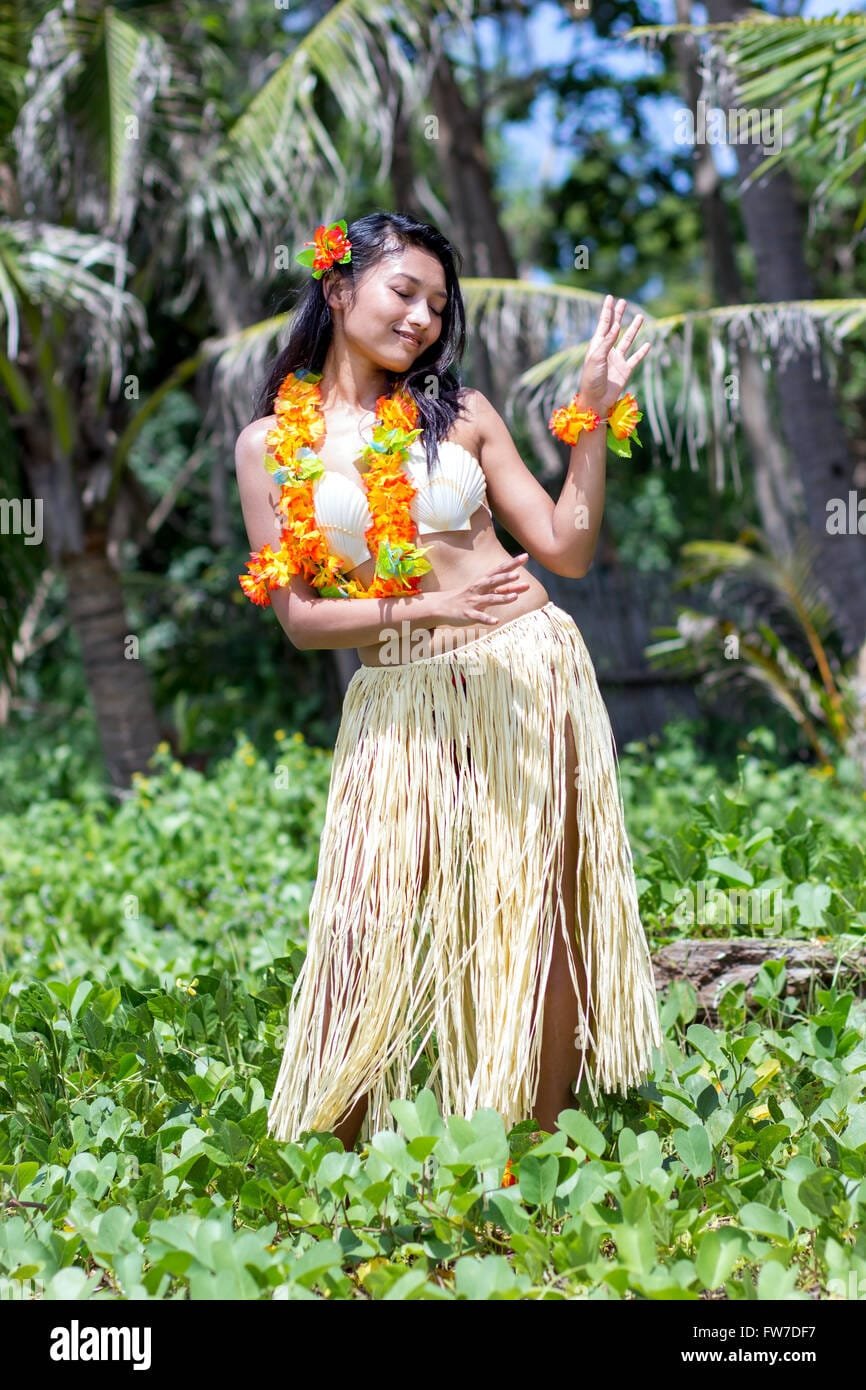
[197, 276, 866, 485]
[500, 288, 866, 484]
[204, 310, 293, 438]
[102, 9, 164, 235]
[754, 621, 839, 729]
[643, 514, 861, 759]
[644, 609, 723, 676]
[11, 3, 94, 215]
[735, 637, 830, 758]
[647, 607, 832, 759]
[0, 0, 41, 151]
[184, 0, 474, 282]
[675, 531, 835, 640]
[0, 220, 151, 392]
[674, 529, 847, 719]
[8, 1, 474, 315]
[625, 12, 866, 228]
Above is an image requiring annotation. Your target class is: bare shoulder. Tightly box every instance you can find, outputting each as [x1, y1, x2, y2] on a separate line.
[449, 387, 489, 459]
[456, 387, 501, 440]
[235, 415, 277, 476]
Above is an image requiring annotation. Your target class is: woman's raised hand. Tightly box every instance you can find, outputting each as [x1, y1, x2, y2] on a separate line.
[437, 554, 531, 628]
[578, 295, 651, 416]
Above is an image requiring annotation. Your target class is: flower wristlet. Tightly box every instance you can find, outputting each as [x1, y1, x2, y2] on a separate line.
[548, 391, 643, 458]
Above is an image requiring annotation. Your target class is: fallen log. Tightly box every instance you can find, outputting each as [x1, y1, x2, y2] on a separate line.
[652, 937, 866, 1018]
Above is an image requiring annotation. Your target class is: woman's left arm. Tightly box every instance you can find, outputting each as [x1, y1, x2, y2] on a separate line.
[471, 295, 650, 579]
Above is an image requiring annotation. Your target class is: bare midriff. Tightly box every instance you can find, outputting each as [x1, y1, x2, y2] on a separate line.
[351, 506, 550, 667]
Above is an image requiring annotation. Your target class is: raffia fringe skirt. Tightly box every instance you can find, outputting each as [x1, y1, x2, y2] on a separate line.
[267, 600, 662, 1146]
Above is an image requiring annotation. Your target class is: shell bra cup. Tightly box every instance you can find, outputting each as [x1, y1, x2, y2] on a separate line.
[312, 438, 493, 572]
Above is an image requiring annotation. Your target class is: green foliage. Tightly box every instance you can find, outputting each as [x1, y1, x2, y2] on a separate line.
[645, 529, 862, 766]
[1, 722, 865, 1299]
[618, 720, 866, 946]
[604, 473, 685, 573]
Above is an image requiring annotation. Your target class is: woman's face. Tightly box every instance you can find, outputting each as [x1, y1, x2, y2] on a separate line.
[327, 245, 448, 370]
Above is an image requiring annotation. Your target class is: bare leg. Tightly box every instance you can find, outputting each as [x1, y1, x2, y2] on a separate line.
[330, 1087, 369, 1150]
[531, 712, 592, 1133]
[319, 956, 369, 1150]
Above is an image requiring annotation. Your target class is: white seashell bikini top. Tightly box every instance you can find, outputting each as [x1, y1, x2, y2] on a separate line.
[312, 438, 493, 572]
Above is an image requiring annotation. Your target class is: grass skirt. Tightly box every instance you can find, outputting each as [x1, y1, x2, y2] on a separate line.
[267, 601, 662, 1146]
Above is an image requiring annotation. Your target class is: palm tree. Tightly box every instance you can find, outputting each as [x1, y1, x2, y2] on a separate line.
[0, 0, 471, 789]
[6, 1, 865, 787]
[619, 5, 866, 656]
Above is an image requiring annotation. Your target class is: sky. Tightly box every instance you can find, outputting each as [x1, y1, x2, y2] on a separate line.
[475, 0, 866, 194]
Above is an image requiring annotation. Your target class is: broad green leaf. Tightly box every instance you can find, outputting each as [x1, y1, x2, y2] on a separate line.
[695, 1228, 746, 1289]
[707, 856, 754, 887]
[674, 1124, 713, 1177]
[518, 1154, 559, 1207]
[738, 1202, 793, 1241]
[289, 1240, 342, 1287]
[557, 1109, 607, 1157]
[791, 881, 832, 927]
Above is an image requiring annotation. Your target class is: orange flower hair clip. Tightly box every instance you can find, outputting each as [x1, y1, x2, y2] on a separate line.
[548, 390, 643, 458]
[295, 219, 353, 279]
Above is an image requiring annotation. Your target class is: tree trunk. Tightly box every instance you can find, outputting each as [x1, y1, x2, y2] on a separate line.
[21, 416, 163, 787]
[199, 248, 254, 548]
[63, 532, 161, 793]
[389, 61, 430, 222]
[673, 1, 804, 556]
[706, 0, 866, 656]
[427, 48, 565, 479]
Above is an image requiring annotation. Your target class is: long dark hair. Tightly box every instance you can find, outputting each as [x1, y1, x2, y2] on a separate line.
[252, 211, 471, 475]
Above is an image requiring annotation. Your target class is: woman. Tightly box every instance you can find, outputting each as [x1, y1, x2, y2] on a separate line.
[235, 210, 662, 1151]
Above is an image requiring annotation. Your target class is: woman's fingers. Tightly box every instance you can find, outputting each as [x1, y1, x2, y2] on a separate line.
[620, 313, 644, 350]
[599, 297, 650, 342]
[494, 571, 529, 592]
[485, 554, 528, 582]
[478, 591, 526, 613]
[587, 294, 612, 350]
[603, 298, 626, 343]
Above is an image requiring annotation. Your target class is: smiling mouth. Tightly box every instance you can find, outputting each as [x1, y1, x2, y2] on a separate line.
[395, 330, 421, 347]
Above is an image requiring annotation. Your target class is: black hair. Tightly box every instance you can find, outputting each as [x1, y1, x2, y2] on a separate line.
[252, 210, 471, 475]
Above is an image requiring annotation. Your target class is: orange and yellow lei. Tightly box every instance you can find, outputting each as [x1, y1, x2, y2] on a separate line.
[238, 368, 433, 605]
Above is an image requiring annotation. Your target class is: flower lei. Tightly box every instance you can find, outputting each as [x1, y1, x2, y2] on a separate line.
[238, 368, 433, 606]
[548, 391, 643, 458]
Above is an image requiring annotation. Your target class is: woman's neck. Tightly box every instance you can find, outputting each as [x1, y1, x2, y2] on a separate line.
[318, 354, 397, 413]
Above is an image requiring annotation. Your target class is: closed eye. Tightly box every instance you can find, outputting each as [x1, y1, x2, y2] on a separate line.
[393, 288, 443, 315]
